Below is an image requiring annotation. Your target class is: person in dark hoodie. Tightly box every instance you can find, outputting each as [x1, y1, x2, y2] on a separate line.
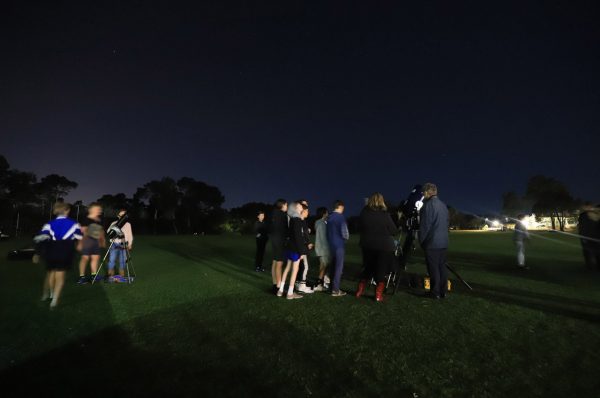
[418, 183, 449, 299]
[327, 200, 349, 297]
[269, 199, 288, 293]
[277, 202, 311, 299]
[578, 203, 600, 270]
[254, 211, 269, 272]
[355, 193, 398, 302]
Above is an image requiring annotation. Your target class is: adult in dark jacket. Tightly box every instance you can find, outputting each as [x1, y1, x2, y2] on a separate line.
[578, 203, 600, 270]
[418, 183, 449, 299]
[269, 199, 288, 293]
[356, 193, 398, 302]
[254, 211, 269, 272]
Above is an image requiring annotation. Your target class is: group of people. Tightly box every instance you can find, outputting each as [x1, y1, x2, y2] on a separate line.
[34, 202, 133, 309]
[253, 183, 451, 301]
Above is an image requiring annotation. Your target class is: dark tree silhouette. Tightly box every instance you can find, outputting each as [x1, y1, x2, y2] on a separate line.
[525, 175, 576, 231]
[36, 174, 78, 219]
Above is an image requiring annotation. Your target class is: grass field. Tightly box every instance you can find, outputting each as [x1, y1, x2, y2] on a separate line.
[1, 231, 599, 397]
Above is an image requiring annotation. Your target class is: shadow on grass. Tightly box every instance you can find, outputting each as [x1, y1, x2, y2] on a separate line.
[0, 295, 413, 397]
[465, 285, 600, 323]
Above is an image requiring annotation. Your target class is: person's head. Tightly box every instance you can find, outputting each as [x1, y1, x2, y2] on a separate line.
[257, 211, 265, 222]
[366, 192, 387, 211]
[118, 208, 128, 219]
[316, 207, 328, 220]
[88, 202, 102, 218]
[275, 198, 288, 212]
[422, 183, 438, 199]
[287, 202, 302, 218]
[296, 199, 309, 208]
[332, 200, 345, 214]
[53, 202, 71, 217]
[517, 214, 527, 221]
[300, 203, 309, 219]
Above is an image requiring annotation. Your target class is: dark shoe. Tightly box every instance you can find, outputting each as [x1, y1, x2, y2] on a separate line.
[355, 279, 367, 298]
[375, 282, 385, 302]
[76, 276, 89, 285]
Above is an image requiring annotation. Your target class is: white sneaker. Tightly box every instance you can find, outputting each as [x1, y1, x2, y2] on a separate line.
[297, 284, 314, 294]
[323, 275, 331, 285]
[313, 284, 325, 292]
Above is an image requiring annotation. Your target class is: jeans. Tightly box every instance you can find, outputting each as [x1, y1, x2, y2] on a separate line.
[330, 246, 345, 292]
[425, 248, 448, 297]
[108, 243, 126, 271]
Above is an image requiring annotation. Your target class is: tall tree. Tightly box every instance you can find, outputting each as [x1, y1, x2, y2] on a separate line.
[97, 193, 131, 218]
[135, 178, 180, 234]
[177, 177, 225, 233]
[36, 174, 78, 219]
[525, 175, 575, 231]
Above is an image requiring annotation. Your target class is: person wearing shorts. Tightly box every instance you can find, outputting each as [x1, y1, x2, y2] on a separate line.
[78, 203, 106, 284]
[269, 199, 288, 293]
[34, 202, 83, 309]
[277, 202, 312, 299]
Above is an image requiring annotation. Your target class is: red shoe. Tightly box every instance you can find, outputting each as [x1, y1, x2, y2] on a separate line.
[355, 279, 367, 298]
[375, 282, 385, 302]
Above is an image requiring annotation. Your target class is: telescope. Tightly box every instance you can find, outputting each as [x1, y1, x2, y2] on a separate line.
[107, 213, 129, 240]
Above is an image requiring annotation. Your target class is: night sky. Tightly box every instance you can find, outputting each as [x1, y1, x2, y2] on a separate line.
[1, 2, 599, 215]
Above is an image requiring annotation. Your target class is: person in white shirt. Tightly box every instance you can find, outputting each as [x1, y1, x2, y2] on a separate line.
[107, 209, 133, 282]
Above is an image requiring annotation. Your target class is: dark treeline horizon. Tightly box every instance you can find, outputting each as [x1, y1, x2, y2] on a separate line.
[0, 153, 589, 236]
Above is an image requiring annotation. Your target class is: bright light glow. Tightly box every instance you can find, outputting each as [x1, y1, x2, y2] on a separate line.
[492, 220, 500, 227]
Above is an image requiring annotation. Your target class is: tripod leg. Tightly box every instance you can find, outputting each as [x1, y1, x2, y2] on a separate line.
[92, 242, 113, 285]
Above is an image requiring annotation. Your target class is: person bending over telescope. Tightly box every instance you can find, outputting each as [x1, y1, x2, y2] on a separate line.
[107, 208, 133, 282]
[418, 183, 449, 300]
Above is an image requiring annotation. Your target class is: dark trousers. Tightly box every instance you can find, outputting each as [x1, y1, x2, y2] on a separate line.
[581, 241, 600, 270]
[330, 246, 345, 292]
[425, 248, 448, 297]
[360, 249, 394, 284]
[255, 238, 268, 268]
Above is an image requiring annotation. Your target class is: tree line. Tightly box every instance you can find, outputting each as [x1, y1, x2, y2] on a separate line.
[0, 154, 589, 236]
[0, 155, 226, 236]
[502, 175, 583, 231]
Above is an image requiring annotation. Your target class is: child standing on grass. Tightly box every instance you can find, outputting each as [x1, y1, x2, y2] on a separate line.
[514, 214, 530, 269]
[107, 208, 133, 282]
[278, 202, 312, 299]
[34, 202, 83, 309]
[313, 207, 330, 292]
[295, 204, 314, 294]
[78, 203, 106, 284]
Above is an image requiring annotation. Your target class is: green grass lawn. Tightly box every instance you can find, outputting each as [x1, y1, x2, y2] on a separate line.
[1, 232, 599, 397]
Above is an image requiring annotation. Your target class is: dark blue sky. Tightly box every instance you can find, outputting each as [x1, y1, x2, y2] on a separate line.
[1, 1, 599, 215]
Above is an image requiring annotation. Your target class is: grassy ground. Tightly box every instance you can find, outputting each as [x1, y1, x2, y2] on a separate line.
[1, 231, 599, 397]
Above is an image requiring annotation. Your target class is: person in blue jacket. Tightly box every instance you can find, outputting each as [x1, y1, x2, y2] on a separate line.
[418, 183, 449, 299]
[327, 200, 349, 297]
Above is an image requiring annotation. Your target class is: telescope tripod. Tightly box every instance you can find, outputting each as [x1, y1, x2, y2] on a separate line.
[91, 240, 136, 285]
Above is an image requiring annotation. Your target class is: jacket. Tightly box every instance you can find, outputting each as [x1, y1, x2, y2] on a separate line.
[327, 212, 349, 249]
[418, 196, 449, 250]
[359, 207, 398, 252]
[286, 217, 310, 255]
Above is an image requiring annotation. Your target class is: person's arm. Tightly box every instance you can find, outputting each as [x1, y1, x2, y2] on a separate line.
[419, 204, 432, 246]
[122, 222, 133, 248]
[292, 220, 305, 253]
[341, 220, 349, 241]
